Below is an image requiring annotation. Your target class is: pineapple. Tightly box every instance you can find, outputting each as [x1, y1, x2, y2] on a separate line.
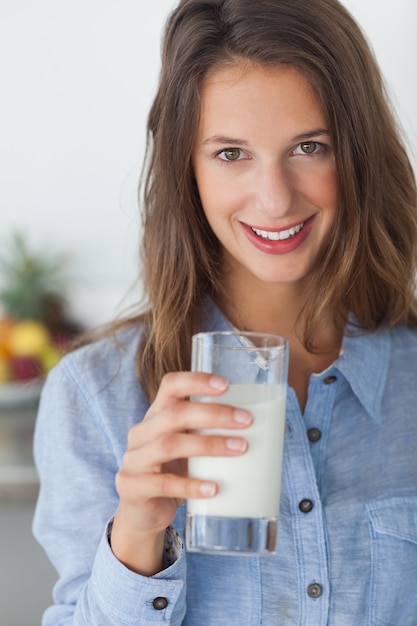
[0, 231, 66, 321]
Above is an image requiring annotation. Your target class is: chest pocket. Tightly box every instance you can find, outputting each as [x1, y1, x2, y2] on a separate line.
[367, 496, 417, 626]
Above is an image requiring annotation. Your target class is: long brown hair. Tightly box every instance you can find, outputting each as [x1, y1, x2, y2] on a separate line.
[119, 0, 417, 400]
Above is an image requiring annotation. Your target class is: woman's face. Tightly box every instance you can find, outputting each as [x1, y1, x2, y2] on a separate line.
[192, 63, 338, 294]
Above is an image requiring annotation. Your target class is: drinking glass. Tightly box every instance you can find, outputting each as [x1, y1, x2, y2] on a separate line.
[186, 331, 289, 556]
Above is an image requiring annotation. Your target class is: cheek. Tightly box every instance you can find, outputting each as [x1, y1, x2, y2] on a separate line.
[309, 167, 339, 210]
[325, 162, 339, 201]
[198, 176, 240, 221]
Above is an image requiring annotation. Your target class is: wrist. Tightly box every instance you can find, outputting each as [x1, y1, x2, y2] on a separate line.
[109, 513, 166, 577]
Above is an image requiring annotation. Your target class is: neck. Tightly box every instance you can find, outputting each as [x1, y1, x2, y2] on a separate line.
[216, 272, 307, 339]
[215, 273, 344, 412]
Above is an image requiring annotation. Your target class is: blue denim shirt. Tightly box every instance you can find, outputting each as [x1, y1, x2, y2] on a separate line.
[33, 300, 417, 625]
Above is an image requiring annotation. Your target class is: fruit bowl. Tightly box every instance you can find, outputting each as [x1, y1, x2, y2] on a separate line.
[0, 233, 81, 391]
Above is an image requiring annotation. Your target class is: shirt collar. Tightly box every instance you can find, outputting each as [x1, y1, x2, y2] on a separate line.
[332, 319, 391, 424]
[202, 298, 391, 424]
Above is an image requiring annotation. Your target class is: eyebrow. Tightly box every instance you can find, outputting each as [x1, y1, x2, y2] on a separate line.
[293, 129, 330, 142]
[202, 129, 330, 146]
[202, 136, 250, 146]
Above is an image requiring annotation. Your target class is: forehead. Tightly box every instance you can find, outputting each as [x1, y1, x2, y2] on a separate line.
[196, 63, 327, 139]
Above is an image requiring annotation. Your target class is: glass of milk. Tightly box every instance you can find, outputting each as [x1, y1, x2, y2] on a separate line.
[186, 331, 289, 556]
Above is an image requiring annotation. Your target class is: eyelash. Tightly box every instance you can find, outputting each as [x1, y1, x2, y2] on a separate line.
[215, 141, 327, 163]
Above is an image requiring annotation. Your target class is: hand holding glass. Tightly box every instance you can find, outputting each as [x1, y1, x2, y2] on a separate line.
[186, 331, 289, 556]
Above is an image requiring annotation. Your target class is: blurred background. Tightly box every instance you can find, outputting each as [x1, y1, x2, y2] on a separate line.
[0, 0, 416, 623]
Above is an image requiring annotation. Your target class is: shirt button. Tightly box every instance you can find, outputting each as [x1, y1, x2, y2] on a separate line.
[307, 583, 323, 598]
[323, 375, 337, 385]
[307, 427, 322, 442]
[152, 597, 169, 610]
[299, 499, 314, 513]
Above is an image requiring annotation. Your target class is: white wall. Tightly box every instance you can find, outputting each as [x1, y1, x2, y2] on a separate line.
[1, 0, 416, 328]
[344, 0, 417, 161]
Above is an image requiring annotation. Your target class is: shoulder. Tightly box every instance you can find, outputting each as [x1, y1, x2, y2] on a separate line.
[42, 324, 149, 419]
[389, 324, 417, 354]
[385, 325, 417, 376]
[58, 326, 143, 393]
[37, 325, 149, 462]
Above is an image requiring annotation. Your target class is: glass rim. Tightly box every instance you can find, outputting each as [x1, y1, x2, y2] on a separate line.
[192, 330, 289, 350]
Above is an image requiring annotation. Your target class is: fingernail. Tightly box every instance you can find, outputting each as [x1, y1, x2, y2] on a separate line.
[199, 482, 217, 497]
[226, 437, 247, 452]
[234, 409, 252, 425]
[209, 376, 228, 390]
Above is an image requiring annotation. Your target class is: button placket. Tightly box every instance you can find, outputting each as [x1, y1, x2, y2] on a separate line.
[304, 371, 338, 490]
[281, 389, 330, 623]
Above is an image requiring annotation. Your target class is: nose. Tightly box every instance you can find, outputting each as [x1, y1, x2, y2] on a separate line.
[253, 161, 294, 218]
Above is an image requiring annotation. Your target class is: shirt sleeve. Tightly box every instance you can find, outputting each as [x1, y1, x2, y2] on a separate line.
[32, 353, 187, 625]
[72, 524, 186, 625]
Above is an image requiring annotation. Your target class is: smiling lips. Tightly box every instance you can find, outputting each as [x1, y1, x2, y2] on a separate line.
[251, 222, 304, 241]
[241, 217, 313, 255]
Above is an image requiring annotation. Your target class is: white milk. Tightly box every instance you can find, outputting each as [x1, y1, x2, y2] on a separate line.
[187, 383, 286, 518]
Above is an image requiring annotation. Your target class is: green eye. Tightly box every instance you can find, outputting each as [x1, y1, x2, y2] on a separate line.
[222, 148, 241, 161]
[300, 142, 317, 154]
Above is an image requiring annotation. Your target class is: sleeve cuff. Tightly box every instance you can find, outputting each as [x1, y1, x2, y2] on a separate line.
[106, 519, 183, 570]
[89, 520, 186, 624]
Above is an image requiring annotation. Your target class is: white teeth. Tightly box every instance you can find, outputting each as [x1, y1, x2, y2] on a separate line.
[251, 222, 304, 241]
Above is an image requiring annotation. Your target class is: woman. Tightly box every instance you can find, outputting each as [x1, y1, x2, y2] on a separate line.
[33, 0, 417, 624]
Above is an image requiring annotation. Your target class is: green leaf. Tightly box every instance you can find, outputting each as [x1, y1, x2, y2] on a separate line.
[0, 232, 68, 320]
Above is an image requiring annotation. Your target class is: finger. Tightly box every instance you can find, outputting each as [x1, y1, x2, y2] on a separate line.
[116, 469, 218, 501]
[148, 371, 229, 415]
[124, 431, 248, 471]
[128, 400, 253, 449]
